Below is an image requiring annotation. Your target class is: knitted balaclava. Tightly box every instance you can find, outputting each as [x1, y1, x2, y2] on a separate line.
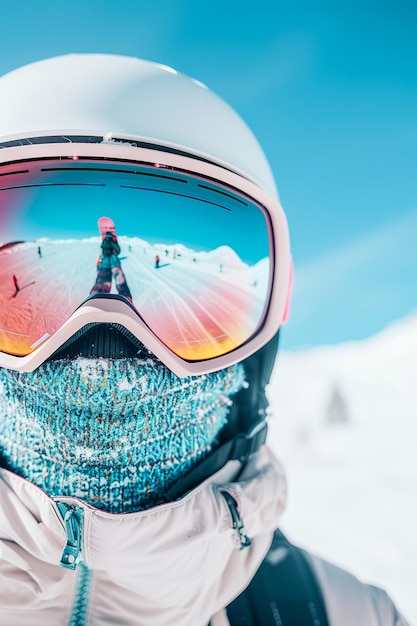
[0, 357, 245, 513]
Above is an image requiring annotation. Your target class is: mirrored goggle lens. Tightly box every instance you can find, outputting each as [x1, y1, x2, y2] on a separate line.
[0, 158, 272, 361]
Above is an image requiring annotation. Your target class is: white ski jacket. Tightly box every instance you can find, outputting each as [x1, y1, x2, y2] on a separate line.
[0, 446, 409, 626]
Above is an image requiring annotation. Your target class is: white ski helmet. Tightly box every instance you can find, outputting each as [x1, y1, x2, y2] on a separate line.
[0, 53, 278, 198]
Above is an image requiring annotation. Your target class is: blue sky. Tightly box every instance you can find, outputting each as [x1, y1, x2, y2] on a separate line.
[0, 1, 416, 349]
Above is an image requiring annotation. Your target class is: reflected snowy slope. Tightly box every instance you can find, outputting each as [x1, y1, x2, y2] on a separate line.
[0, 236, 268, 358]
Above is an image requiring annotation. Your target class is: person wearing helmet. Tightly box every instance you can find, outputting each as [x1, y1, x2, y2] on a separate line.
[0, 55, 409, 625]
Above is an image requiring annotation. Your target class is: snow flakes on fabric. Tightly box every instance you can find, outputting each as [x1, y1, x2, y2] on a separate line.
[0, 358, 245, 513]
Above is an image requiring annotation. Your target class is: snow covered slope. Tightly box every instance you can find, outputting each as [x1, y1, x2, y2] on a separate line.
[267, 313, 417, 624]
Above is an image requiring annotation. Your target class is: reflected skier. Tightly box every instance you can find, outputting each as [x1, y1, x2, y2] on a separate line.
[90, 226, 132, 300]
[12, 274, 20, 296]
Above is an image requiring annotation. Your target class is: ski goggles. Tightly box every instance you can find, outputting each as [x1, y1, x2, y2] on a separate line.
[0, 141, 291, 376]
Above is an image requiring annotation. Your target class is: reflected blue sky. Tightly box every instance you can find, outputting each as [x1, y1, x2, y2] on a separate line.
[1, 162, 269, 264]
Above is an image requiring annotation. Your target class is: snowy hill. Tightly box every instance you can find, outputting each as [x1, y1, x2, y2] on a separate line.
[266, 313, 417, 624]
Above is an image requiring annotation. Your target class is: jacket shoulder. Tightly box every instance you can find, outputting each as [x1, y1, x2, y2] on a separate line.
[223, 530, 410, 626]
[304, 550, 410, 626]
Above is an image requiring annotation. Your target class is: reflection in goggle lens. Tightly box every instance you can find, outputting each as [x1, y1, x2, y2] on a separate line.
[0, 160, 271, 360]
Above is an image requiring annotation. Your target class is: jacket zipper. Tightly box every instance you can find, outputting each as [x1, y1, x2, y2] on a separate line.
[56, 501, 93, 625]
[56, 501, 84, 570]
[68, 562, 93, 626]
[221, 490, 252, 550]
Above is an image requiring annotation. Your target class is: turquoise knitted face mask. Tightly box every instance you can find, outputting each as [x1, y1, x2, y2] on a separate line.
[0, 357, 245, 513]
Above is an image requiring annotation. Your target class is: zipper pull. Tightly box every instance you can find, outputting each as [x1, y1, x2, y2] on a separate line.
[56, 501, 84, 570]
[221, 490, 253, 550]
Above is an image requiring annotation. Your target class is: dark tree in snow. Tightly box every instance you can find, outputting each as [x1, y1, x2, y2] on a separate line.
[325, 383, 350, 425]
